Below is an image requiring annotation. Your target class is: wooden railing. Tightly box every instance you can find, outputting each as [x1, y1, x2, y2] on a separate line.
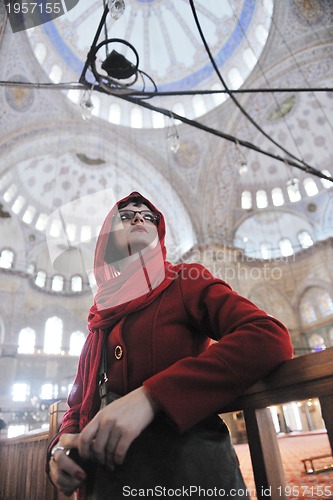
[225, 347, 333, 500]
[0, 430, 56, 500]
[0, 348, 332, 500]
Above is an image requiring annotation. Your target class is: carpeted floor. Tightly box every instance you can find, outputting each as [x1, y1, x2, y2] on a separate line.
[235, 432, 333, 499]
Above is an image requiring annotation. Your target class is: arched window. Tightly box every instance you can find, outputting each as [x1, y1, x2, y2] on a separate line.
[282, 402, 302, 432]
[49, 218, 62, 238]
[228, 67, 243, 88]
[88, 272, 97, 291]
[192, 95, 206, 116]
[12, 195, 25, 214]
[0, 249, 14, 269]
[256, 190, 268, 208]
[17, 327, 36, 354]
[308, 334, 326, 352]
[65, 223, 76, 242]
[3, 184, 17, 203]
[279, 238, 294, 257]
[242, 47, 256, 70]
[211, 83, 227, 106]
[34, 42, 47, 64]
[300, 301, 317, 324]
[260, 242, 272, 260]
[44, 316, 62, 354]
[130, 107, 143, 128]
[27, 263, 35, 275]
[241, 191, 252, 209]
[272, 188, 284, 207]
[12, 383, 29, 401]
[22, 205, 36, 224]
[91, 94, 100, 116]
[71, 275, 83, 292]
[35, 271, 46, 288]
[152, 111, 165, 128]
[67, 89, 81, 104]
[255, 24, 268, 44]
[303, 178, 318, 197]
[287, 179, 301, 202]
[81, 225, 92, 242]
[7, 425, 27, 438]
[52, 275, 64, 292]
[35, 213, 48, 231]
[318, 292, 333, 316]
[40, 383, 58, 399]
[109, 103, 121, 125]
[300, 288, 333, 325]
[329, 327, 333, 346]
[298, 231, 313, 249]
[69, 331, 86, 356]
[49, 64, 62, 83]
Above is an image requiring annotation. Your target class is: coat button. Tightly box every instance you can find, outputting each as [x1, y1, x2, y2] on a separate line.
[114, 345, 123, 360]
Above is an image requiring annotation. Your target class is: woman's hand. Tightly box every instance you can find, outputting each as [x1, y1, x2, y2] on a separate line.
[78, 386, 158, 470]
[49, 433, 86, 497]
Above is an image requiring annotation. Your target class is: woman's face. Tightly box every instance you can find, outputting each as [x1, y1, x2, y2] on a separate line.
[111, 202, 159, 259]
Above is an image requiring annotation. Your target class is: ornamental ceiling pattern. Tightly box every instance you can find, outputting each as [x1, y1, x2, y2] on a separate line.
[26, 0, 272, 125]
[0, 0, 332, 270]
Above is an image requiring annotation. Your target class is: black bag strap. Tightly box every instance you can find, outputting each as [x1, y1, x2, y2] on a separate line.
[98, 331, 109, 400]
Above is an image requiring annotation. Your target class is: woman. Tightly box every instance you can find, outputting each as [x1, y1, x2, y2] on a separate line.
[47, 192, 293, 498]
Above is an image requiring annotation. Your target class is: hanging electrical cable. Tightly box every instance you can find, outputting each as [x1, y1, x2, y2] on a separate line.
[188, 0, 327, 178]
[114, 91, 332, 183]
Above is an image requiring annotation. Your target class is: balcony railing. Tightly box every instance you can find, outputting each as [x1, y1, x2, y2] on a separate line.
[0, 348, 332, 500]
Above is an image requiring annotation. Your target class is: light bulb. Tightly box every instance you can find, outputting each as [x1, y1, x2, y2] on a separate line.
[167, 133, 180, 153]
[80, 92, 94, 121]
[238, 161, 248, 176]
[166, 115, 180, 153]
[108, 0, 125, 20]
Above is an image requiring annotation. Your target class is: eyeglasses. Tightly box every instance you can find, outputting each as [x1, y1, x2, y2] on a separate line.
[113, 210, 159, 224]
